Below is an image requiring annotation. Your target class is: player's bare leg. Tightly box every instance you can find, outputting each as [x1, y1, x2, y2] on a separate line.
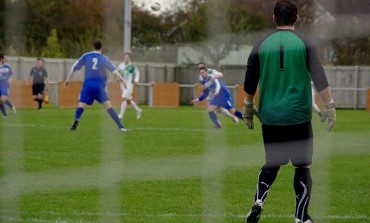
[218, 107, 233, 118]
[217, 107, 239, 124]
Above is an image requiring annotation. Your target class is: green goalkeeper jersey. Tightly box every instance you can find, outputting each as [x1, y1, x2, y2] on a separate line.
[244, 29, 329, 125]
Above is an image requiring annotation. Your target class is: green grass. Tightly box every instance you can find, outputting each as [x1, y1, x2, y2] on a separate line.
[0, 106, 369, 223]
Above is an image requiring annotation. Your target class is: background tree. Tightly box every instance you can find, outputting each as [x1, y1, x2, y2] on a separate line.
[24, 0, 103, 58]
[0, 0, 368, 65]
[41, 28, 65, 58]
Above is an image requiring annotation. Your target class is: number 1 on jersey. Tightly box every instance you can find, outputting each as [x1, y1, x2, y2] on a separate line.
[280, 45, 284, 71]
[92, 58, 98, 70]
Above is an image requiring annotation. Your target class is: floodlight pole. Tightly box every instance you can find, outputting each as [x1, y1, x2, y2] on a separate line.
[123, 0, 132, 53]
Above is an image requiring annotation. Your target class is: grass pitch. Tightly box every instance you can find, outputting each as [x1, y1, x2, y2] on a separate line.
[0, 106, 369, 223]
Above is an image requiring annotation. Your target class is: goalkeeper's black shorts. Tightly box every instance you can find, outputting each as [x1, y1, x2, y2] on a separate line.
[262, 121, 313, 167]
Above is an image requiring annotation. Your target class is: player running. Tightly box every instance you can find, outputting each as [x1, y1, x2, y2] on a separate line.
[64, 39, 129, 132]
[0, 54, 16, 117]
[117, 52, 142, 120]
[191, 66, 243, 128]
[196, 62, 239, 123]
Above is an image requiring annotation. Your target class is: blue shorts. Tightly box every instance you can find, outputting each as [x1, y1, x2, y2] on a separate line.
[0, 84, 9, 97]
[210, 93, 234, 110]
[79, 85, 109, 105]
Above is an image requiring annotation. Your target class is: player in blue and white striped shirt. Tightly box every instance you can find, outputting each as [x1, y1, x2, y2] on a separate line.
[0, 54, 16, 117]
[64, 39, 129, 132]
[191, 66, 243, 128]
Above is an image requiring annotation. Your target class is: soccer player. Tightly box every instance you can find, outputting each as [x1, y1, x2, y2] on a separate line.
[242, 1, 336, 223]
[117, 52, 142, 120]
[191, 66, 243, 128]
[0, 54, 16, 117]
[196, 62, 239, 123]
[64, 39, 129, 132]
[28, 57, 49, 110]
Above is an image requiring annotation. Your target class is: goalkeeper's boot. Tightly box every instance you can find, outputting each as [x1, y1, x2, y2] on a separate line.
[70, 121, 79, 131]
[246, 199, 263, 223]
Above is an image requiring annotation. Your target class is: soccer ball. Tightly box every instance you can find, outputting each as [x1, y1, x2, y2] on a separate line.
[150, 2, 161, 11]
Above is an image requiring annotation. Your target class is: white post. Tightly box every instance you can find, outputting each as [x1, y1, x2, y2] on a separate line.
[354, 65, 359, 110]
[123, 0, 132, 53]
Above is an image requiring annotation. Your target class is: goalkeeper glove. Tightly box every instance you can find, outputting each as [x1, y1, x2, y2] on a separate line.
[320, 101, 336, 131]
[242, 99, 259, 129]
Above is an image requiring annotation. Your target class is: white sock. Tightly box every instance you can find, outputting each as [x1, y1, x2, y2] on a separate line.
[219, 107, 234, 118]
[120, 101, 127, 117]
[130, 101, 140, 112]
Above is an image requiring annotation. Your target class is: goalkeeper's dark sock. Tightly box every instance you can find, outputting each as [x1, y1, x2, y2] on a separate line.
[0, 103, 7, 117]
[38, 99, 43, 109]
[107, 107, 124, 129]
[4, 100, 13, 109]
[254, 166, 280, 203]
[208, 111, 221, 128]
[235, 110, 243, 119]
[294, 167, 312, 222]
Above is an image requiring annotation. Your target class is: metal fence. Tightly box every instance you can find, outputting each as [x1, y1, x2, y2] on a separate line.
[8, 56, 370, 109]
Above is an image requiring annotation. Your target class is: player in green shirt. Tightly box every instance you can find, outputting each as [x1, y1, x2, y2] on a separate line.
[117, 53, 142, 120]
[242, 1, 336, 223]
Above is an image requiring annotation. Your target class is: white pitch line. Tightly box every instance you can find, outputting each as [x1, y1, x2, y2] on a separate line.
[1, 211, 368, 222]
[1, 123, 208, 132]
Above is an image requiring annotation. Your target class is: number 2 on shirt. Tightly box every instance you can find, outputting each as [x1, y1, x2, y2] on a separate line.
[92, 58, 98, 70]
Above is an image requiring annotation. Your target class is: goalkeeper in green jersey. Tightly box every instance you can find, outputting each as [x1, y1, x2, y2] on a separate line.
[242, 1, 336, 223]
